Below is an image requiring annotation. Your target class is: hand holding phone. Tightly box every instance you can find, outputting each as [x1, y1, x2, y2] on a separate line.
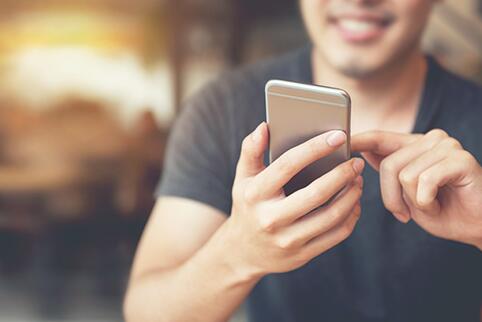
[214, 80, 363, 278]
[221, 122, 364, 277]
[265, 80, 351, 195]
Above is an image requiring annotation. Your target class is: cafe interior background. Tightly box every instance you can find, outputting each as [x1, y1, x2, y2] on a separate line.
[0, 0, 480, 321]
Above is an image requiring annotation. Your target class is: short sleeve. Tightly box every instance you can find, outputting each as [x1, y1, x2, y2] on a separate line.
[155, 85, 235, 216]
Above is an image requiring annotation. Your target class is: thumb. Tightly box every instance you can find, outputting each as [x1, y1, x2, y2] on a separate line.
[235, 122, 268, 179]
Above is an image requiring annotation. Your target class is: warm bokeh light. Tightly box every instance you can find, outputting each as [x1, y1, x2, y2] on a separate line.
[2, 47, 173, 126]
[0, 8, 173, 127]
[0, 11, 145, 54]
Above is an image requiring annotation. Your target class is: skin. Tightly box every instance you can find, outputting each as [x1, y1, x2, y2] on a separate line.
[125, 1, 481, 321]
[300, 0, 434, 134]
[125, 128, 364, 322]
[300, 0, 435, 79]
[352, 130, 482, 249]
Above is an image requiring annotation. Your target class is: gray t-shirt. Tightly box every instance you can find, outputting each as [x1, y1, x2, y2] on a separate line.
[157, 47, 482, 322]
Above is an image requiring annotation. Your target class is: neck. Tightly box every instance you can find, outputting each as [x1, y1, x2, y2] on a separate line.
[312, 48, 427, 120]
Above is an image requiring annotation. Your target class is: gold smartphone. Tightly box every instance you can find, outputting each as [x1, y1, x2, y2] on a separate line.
[265, 80, 351, 195]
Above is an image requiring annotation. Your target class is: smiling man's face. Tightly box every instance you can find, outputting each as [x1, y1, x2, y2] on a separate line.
[300, 0, 436, 79]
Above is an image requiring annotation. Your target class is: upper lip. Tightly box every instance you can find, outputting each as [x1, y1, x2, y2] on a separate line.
[328, 11, 394, 26]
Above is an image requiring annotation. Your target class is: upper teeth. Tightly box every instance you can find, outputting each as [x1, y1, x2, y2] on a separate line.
[338, 19, 379, 33]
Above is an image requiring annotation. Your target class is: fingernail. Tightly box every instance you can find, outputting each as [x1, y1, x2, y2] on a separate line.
[251, 122, 264, 143]
[352, 158, 365, 173]
[326, 130, 346, 147]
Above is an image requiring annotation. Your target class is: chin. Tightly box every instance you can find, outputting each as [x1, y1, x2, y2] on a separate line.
[335, 63, 379, 79]
[321, 46, 393, 79]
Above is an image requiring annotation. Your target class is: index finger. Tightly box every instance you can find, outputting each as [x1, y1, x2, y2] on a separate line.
[253, 130, 347, 198]
[351, 131, 421, 155]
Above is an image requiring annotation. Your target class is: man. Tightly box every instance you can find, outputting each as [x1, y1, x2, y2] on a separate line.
[124, 0, 482, 321]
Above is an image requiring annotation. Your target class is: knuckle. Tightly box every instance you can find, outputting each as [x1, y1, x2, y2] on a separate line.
[459, 150, 474, 164]
[351, 187, 363, 203]
[306, 183, 323, 203]
[328, 205, 343, 220]
[257, 214, 276, 233]
[276, 236, 297, 250]
[355, 185, 363, 197]
[380, 158, 396, 174]
[340, 222, 355, 239]
[243, 186, 259, 204]
[294, 253, 310, 266]
[443, 137, 462, 150]
[342, 215, 359, 237]
[339, 162, 357, 179]
[398, 169, 415, 185]
[382, 196, 399, 213]
[354, 204, 362, 217]
[305, 138, 320, 155]
[418, 172, 434, 186]
[276, 155, 295, 174]
[449, 229, 464, 243]
[428, 128, 448, 140]
[385, 201, 398, 213]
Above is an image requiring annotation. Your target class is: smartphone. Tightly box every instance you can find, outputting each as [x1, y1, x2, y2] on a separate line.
[265, 79, 351, 195]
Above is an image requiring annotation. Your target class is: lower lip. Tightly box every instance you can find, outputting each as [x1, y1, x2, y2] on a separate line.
[333, 21, 387, 43]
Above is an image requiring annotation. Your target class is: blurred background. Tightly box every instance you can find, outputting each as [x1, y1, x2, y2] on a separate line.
[0, 0, 481, 321]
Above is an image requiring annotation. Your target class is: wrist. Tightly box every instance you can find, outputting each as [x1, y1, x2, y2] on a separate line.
[209, 219, 265, 286]
[189, 221, 263, 290]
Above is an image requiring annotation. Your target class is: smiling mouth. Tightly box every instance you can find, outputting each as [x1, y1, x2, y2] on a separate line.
[329, 14, 394, 43]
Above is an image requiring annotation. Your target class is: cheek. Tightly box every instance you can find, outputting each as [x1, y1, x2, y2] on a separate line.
[300, 0, 328, 31]
[394, 0, 433, 34]
[300, 0, 329, 11]
[301, 0, 332, 50]
[402, 0, 434, 12]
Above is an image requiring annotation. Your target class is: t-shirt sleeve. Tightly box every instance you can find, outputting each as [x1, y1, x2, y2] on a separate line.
[155, 85, 235, 216]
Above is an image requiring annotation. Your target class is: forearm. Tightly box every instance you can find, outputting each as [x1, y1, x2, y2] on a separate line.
[124, 224, 261, 322]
